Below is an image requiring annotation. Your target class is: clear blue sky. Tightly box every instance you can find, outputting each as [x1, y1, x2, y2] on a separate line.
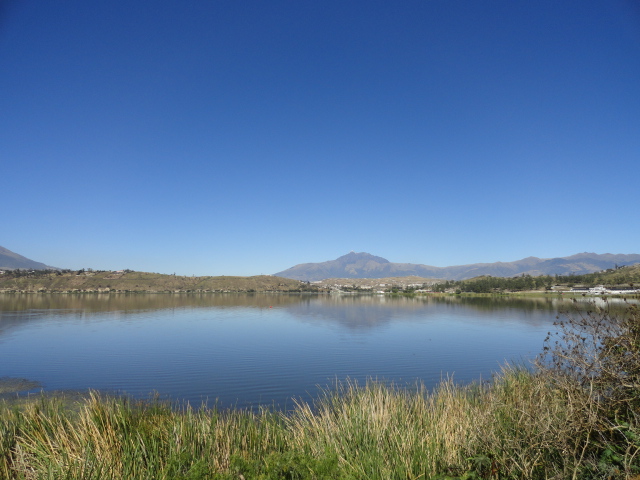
[2, 1, 639, 276]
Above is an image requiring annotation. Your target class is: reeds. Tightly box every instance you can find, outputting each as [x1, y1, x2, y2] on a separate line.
[2, 367, 635, 480]
[1, 393, 288, 479]
[285, 369, 608, 479]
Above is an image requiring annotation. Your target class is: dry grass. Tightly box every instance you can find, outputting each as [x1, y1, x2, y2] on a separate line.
[285, 370, 608, 479]
[0, 271, 318, 293]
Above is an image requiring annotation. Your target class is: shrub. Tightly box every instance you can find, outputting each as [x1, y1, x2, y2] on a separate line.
[536, 301, 640, 477]
[538, 302, 640, 420]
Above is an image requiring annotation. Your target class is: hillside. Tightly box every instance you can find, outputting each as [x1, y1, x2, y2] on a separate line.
[0, 246, 57, 270]
[432, 264, 640, 294]
[557, 263, 640, 286]
[0, 270, 320, 293]
[275, 251, 640, 281]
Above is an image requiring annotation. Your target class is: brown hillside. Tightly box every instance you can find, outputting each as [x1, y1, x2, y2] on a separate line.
[0, 271, 323, 293]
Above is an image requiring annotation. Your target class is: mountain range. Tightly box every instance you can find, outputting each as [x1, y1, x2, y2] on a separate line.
[3, 245, 640, 281]
[274, 251, 640, 281]
[0, 246, 58, 270]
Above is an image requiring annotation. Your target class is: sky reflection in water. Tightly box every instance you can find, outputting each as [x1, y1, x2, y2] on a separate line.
[1, 294, 630, 409]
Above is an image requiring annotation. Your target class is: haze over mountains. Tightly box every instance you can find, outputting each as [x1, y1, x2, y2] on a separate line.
[274, 251, 640, 282]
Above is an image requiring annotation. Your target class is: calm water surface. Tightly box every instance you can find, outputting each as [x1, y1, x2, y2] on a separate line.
[0, 293, 624, 409]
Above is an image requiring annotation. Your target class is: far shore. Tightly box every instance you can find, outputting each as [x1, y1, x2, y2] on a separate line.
[1, 265, 639, 296]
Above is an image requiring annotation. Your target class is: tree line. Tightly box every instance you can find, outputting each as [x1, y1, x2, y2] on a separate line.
[430, 264, 639, 294]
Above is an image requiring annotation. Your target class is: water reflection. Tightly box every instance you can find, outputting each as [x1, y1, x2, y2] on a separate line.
[1, 293, 636, 337]
[1, 293, 636, 333]
[0, 293, 636, 409]
[0, 292, 306, 313]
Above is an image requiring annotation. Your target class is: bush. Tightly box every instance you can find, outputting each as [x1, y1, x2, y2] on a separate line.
[538, 302, 640, 419]
[536, 301, 640, 477]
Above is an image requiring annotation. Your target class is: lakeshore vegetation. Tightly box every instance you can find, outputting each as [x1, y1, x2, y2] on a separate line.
[431, 264, 640, 295]
[2, 303, 640, 479]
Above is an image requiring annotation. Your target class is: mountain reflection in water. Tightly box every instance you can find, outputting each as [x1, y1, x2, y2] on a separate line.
[0, 293, 636, 409]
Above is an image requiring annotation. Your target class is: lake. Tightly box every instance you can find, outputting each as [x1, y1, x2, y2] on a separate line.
[0, 293, 625, 410]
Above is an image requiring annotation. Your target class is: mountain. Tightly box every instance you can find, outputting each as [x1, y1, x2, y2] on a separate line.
[274, 252, 640, 281]
[0, 246, 59, 270]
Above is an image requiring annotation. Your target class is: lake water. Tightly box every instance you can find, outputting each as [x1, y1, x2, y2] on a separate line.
[0, 293, 626, 410]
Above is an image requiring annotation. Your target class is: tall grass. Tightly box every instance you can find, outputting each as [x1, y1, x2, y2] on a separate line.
[1, 393, 288, 479]
[1, 370, 629, 480]
[286, 369, 607, 479]
[3, 305, 640, 479]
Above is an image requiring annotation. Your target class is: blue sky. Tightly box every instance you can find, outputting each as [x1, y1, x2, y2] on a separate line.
[2, 1, 639, 276]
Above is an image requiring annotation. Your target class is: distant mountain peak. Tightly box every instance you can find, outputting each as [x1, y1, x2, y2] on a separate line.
[274, 252, 640, 282]
[336, 251, 390, 264]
